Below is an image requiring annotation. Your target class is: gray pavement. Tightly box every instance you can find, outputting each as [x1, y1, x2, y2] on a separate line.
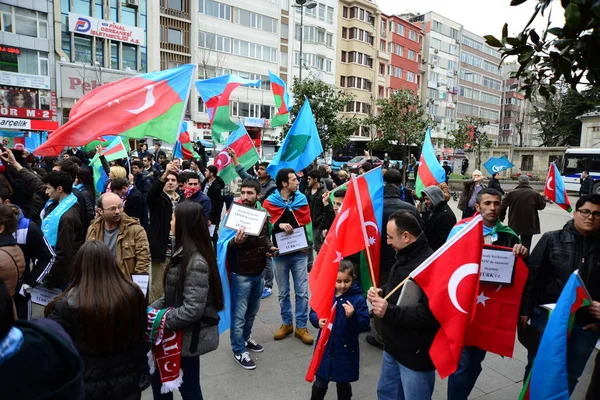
[142, 195, 595, 399]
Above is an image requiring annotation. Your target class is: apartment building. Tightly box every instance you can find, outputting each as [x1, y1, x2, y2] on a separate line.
[337, 0, 379, 147]
[457, 29, 503, 145]
[0, 0, 58, 133]
[56, 0, 148, 121]
[500, 62, 542, 147]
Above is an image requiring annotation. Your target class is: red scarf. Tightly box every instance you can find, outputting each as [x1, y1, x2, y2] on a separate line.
[184, 186, 200, 199]
[146, 307, 184, 393]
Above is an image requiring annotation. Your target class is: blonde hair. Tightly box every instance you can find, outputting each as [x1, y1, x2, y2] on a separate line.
[337, 170, 349, 180]
[109, 166, 127, 179]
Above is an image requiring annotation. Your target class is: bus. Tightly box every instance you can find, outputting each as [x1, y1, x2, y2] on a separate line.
[561, 148, 600, 193]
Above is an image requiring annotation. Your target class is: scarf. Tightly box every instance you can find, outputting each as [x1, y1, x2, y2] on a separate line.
[41, 193, 78, 247]
[0, 327, 24, 366]
[448, 213, 519, 241]
[262, 191, 311, 226]
[184, 186, 200, 199]
[73, 183, 85, 191]
[146, 307, 183, 393]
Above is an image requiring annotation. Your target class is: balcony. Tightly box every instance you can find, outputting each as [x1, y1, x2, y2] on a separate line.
[160, 7, 190, 20]
[378, 50, 390, 61]
[160, 42, 190, 55]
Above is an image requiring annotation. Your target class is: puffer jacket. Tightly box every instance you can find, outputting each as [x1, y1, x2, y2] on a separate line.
[521, 220, 600, 325]
[309, 282, 370, 383]
[421, 186, 457, 251]
[0, 233, 26, 296]
[151, 248, 220, 357]
[86, 214, 151, 277]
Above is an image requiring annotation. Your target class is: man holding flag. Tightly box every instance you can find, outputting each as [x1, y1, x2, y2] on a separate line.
[520, 194, 600, 395]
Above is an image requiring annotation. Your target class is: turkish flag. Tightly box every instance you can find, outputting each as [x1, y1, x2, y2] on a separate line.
[465, 251, 529, 357]
[410, 214, 483, 378]
[309, 177, 372, 320]
[305, 301, 337, 382]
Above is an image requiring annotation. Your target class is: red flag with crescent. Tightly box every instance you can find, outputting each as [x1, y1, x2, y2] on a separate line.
[409, 214, 484, 378]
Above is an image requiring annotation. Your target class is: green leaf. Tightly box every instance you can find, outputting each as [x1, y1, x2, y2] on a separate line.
[565, 3, 581, 29]
[484, 35, 504, 48]
[518, 50, 535, 63]
[510, 0, 528, 5]
[539, 86, 550, 99]
[502, 23, 508, 40]
[506, 37, 522, 46]
[529, 29, 540, 45]
[547, 27, 563, 36]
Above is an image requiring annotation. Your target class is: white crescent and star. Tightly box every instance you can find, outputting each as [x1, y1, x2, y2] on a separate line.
[164, 361, 176, 372]
[333, 251, 343, 263]
[126, 84, 156, 114]
[448, 263, 479, 314]
[492, 165, 502, 172]
[363, 220, 379, 246]
[476, 291, 490, 306]
[216, 152, 231, 167]
[335, 209, 350, 237]
[546, 176, 554, 191]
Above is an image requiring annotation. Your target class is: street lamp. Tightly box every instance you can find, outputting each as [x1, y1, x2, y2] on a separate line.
[294, 0, 317, 82]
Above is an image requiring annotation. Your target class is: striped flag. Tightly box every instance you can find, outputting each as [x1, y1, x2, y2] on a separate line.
[268, 71, 291, 127]
[544, 162, 572, 213]
[305, 301, 337, 382]
[215, 123, 259, 184]
[415, 128, 447, 196]
[172, 121, 200, 160]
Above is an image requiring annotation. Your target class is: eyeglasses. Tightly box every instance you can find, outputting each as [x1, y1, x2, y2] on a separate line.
[103, 204, 124, 212]
[577, 209, 600, 219]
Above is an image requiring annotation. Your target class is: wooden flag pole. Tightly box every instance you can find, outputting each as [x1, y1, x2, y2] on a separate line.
[350, 173, 378, 292]
[383, 276, 410, 301]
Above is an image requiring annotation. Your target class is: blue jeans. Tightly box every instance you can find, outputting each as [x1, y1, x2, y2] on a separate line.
[151, 357, 202, 400]
[447, 346, 487, 400]
[230, 272, 263, 354]
[525, 307, 600, 394]
[377, 351, 435, 400]
[263, 257, 273, 289]
[273, 251, 309, 328]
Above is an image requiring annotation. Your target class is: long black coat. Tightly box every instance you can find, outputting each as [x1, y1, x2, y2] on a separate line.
[499, 184, 546, 235]
[147, 179, 176, 262]
[423, 202, 457, 251]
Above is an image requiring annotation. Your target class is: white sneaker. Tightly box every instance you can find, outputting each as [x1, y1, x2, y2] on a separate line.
[233, 352, 256, 370]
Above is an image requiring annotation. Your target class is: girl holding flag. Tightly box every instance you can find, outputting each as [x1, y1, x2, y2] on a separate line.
[308, 260, 370, 400]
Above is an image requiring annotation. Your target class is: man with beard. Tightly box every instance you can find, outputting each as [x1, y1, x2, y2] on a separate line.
[228, 148, 277, 202]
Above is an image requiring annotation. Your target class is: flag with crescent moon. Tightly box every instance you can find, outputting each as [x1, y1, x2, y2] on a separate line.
[544, 162, 572, 213]
[309, 168, 384, 320]
[410, 214, 484, 378]
[482, 155, 515, 176]
[35, 64, 196, 156]
[215, 123, 259, 184]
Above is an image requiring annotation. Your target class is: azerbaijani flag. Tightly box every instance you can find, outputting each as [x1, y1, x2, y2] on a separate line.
[88, 136, 130, 166]
[91, 158, 109, 196]
[520, 271, 592, 400]
[415, 128, 447, 196]
[215, 122, 259, 184]
[35, 64, 195, 156]
[544, 162, 572, 213]
[268, 71, 291, 127]
[195, 74, 261, 144]
[172, 121, 200, 160]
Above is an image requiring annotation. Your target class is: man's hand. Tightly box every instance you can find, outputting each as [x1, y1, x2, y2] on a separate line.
[318, 318, 327, 329]
[266, 247, 279, 257]
[227, 147, 240, 166]
[370, 296, 388, 318]
[322, 191, 330, 206]
[589, 301, 600, 320]
[128, 173, 134, 184]
[160, 162, 175, 182]
[234, 228, 247, 245]
[342, 301, 355, 318]
[279, 223, 294, 234]
[474, 175, 485, 183]
[0, 148, 21, 171]
[95, 144, 103, 156]
[513, 244, 529, 257]
[519, 315, 529, 329]
[322, 229, 328, 239]
[583, 323, 600, 332]
[367, 286, 382, 303]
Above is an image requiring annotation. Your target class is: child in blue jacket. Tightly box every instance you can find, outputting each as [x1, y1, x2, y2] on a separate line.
[309, 260, 370, 399]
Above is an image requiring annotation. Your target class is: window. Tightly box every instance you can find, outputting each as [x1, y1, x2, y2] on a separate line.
[1, 49, 49, 75]
[428, 88, 437, 99]
[122, 43, 137, 70]
[318, 4, 325, 21]
[480, 91, 500, 105]
[432, 21, 442, 33]
[281, 22, 288, 39]
[409, 30, 416, 41]
[326, 6, 334, 23]
[431, 38, 441, 50]
[380, 39, 386, 52]
[450, 27, 459, 39]
[342, 27, 347, 39]
[200, 0, 231, 20]
[407, 49, 415, 61]
[449, 44, 458, 55]
[341, 51, 346, 62]
[479, 108, 499, 120]
[521, 155, 534, 171]
[235, 9, 276, 33]
[168, 0, 182, 10]
[74, 35, 92, 64]
[167, 28, 182, 45]
[342, 6, 348, 18]
[1, 6, 48, 38]
[326, 33, 333, 47]
[406, 71, 416, 83]
[111, 42, 119, 69]
[396, 24, 405, 36]
[200, 31, 277, 62]
[395, 44, 403, 56]
[394, 67, 402, 78]
[379, 62, 385, 75]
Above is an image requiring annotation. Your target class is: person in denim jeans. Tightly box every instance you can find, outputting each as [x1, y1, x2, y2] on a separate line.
[520, 194, 600, 395]
[263, 169, 314, 346]
[224, 179, 277, 370]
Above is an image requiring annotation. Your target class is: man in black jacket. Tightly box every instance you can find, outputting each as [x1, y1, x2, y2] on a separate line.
[201, 165, 224, 227]
[304, 170, 325, 272]
[147, 163, 180, 302]
[368, 211, 439, 400]
[110, 178, 148, 230]
[226, 179, 277, 370]
[520, 194, 600, 395]
[367, 168, 422, 350]
[580, 170, 595, 196]
[421, 185, 457, 251]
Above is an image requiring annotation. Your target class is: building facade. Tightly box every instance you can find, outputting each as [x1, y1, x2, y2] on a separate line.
[0, 0, 59, 135]
[382, 14, 422, 94]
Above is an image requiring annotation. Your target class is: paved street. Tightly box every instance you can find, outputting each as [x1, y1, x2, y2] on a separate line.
[143, 195, 595, 400]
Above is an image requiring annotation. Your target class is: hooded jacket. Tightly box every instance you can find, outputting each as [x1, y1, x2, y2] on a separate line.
[421, 186, 457, 251]
[202, 175, 225, 226]
[86, 214, 151, 277]
[381, 233, 439, 372]
[235, 164, 277, 202]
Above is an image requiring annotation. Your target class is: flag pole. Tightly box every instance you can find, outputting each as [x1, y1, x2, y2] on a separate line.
[350, 173, 378, 291]
[383, 276, 410, 301]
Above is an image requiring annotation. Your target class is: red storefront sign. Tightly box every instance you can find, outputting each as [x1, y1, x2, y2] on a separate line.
[0, 106, 52, 119]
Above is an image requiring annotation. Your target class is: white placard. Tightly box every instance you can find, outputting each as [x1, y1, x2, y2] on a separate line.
[0, 117, 31, 129]
[224, 202, 268, 236]
[30, 286, 62, 306]
[132, 274, 149, 297]
[208, 224, 216, 237]
[480, 246, 516, 284]
[68, 13, 146, 45]
[275, 227, 309, 255]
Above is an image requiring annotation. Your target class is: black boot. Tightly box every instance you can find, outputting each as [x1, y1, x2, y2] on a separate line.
[310, 384, 328, 400]
[336, 383, 352, 400]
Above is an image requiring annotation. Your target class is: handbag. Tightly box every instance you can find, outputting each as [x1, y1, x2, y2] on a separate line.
[0, 247, 23, 295]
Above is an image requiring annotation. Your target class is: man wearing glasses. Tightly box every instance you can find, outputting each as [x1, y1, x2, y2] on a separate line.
[86, 192, 150, 278]
[520, 193, 600, 395]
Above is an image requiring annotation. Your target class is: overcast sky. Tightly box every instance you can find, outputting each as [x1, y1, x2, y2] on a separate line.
[375, 0, 564, 39]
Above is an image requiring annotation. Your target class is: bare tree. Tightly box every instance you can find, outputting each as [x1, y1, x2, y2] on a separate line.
[197, 30, 228, 79]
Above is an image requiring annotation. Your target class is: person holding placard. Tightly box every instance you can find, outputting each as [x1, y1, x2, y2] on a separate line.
[263, 168, 314, 345]
[447, 188, 528, 400]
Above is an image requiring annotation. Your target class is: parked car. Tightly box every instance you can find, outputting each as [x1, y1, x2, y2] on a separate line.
[331, 156, 353, 171]
[343, 156, 384, 172]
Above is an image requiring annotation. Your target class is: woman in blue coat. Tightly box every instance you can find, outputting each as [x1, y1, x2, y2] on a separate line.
[309, 260, 370, 399]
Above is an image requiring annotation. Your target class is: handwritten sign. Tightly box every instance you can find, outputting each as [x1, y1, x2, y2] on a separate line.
[132, 274, 149, 297]
[224, 202, 268, 236]
[480, 246, 516, 285]
[30, 286, 62, 306]
[275, 227, 309, 255]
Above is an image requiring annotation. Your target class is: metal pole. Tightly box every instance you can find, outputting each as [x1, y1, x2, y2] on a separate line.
[299, 5, 304, 82]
